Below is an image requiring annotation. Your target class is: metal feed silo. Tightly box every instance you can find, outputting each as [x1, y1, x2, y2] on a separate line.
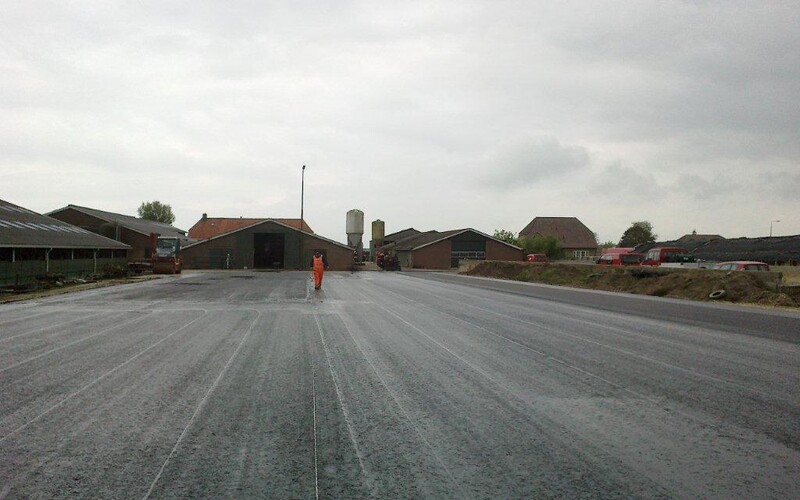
[371, 219, 385, 247]
[346, 209, 364, 249]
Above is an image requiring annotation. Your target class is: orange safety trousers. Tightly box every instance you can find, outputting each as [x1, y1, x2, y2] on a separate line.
[312, 256, 325, 289]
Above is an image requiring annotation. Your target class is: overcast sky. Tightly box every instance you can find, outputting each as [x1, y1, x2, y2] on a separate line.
[2, 1, 798, 245]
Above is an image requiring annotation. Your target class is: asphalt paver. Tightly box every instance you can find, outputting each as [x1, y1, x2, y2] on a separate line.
[1, 270, 798, 498]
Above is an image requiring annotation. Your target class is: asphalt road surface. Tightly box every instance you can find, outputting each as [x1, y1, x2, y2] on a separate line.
[1, 270, 798, 498]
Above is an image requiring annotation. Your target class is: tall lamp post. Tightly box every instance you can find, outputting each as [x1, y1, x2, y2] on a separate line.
[299, 165, 306, 270]
[770, 219, 780, 237]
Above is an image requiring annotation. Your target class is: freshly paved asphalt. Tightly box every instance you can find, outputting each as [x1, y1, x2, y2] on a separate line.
[1, 270, 798, 498]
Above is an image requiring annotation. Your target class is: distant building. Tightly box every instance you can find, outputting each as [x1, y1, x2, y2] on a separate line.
[519, 217, 598, 259]
[47, 204, 187, 262]
[188, 213, 313, 239]
[1, 199, 129, 286]
[381, 228, 422, 247]
[676, 231, 724, 243]
[182, 216, 352, 271]
[379, 228, 523, 269]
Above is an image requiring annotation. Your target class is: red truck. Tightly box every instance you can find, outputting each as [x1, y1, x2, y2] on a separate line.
[640, 247, 690, 266]
[150, 233, 183, 274]
[598, 252, 643, 266]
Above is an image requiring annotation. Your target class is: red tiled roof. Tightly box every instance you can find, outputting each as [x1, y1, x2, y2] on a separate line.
[188, 218, 313, 239]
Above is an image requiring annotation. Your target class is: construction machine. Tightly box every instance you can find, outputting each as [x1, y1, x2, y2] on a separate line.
[150, 233, 183, 274]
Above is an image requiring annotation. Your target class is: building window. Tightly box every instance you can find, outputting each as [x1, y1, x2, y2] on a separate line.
[573, 250, 589, 259]
[451, 251, 486, 259]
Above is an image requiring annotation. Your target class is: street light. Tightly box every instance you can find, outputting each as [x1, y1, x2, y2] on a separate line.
[299, 165, 306, 270]
[770, 219, 780, 237]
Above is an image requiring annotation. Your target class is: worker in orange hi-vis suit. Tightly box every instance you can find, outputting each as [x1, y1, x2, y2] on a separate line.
[310, 251, 328, 290]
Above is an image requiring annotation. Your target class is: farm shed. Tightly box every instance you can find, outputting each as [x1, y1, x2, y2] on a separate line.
[182, 218, 354, 271]
[380, 228, 523, 269]
[0, 199, 129, 286]
[47, 204, 188, 263]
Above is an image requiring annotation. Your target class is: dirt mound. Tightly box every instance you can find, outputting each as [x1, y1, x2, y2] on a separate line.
[464, 262, 797, 308]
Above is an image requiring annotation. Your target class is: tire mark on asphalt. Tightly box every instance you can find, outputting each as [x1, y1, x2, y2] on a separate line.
[142, 310, 261, 500]
[375, 284, 652, 401]
[0, 310, 209, 444]
[0, 309, 68, 329]
[384, 276, 793, 402]
[396, 273, 797, 356]
[312, 313, 377, 498]
[311, 363, 320, 500]
[354, 277, 800, 497]
[0, 311, 157, 373]
[330, 306, 468, 498]
[0, 311, 108, 343]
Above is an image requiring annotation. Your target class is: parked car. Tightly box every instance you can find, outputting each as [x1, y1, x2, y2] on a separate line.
[526, 253, 548, 263]
[712, 261, 770, 272]
[598, 252, 643, 266]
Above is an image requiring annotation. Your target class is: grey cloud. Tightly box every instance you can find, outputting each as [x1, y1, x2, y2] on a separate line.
[480, 137, 591, 189]
[590, 161, 665, 203]
[2, 2, 798, 241]
[670, 173, 739, 202]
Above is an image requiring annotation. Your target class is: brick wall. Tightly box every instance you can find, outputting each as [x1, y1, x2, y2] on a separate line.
[410, 240, 451, 269]
[409, 237, 523, 269]
[486, 239, 524, 262]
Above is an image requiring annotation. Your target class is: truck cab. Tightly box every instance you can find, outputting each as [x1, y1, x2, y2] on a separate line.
[641, 247, 689, 266]
[151, 234, 183, 274]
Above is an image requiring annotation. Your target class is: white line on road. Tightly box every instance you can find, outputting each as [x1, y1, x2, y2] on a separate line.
[0, 311, 209, 444]
[313, 313, 376, 497]
[142, 310, 261, 500]
[331, 307, 468, 498]
[384, 278, 789, 401]
[0, 309, 62, 329]
[0, 311, 108, 343]
[0, 311, 157, 373]
[376, 284, 650, 400]
[312, 362, 320, 500]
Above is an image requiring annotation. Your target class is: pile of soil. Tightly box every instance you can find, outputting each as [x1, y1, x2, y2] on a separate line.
[464, 262, 798, 308]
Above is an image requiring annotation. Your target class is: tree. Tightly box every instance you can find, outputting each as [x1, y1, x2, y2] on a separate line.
[518, 235, 562, 259]
[492, 229, 518, 245]
[137, 201, 175, 224]
[598, 240, 617, 251]
[618, 221, 657, 247]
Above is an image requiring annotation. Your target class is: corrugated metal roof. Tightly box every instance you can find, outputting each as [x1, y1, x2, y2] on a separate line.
[188, 217, 314, 239]
[0, 199, 130, 249]
[47, 204, 187, 238]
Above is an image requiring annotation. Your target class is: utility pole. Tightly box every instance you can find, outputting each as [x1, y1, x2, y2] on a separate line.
[299, 165, 306, 270]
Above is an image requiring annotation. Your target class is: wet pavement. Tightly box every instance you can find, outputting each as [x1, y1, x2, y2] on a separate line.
[1, 270, 798, 498]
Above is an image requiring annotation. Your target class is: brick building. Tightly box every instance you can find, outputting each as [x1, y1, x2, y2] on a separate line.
[47, 205, 188, 262]
[380, 228, 523, 269]
[519, 217, 598, 259]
